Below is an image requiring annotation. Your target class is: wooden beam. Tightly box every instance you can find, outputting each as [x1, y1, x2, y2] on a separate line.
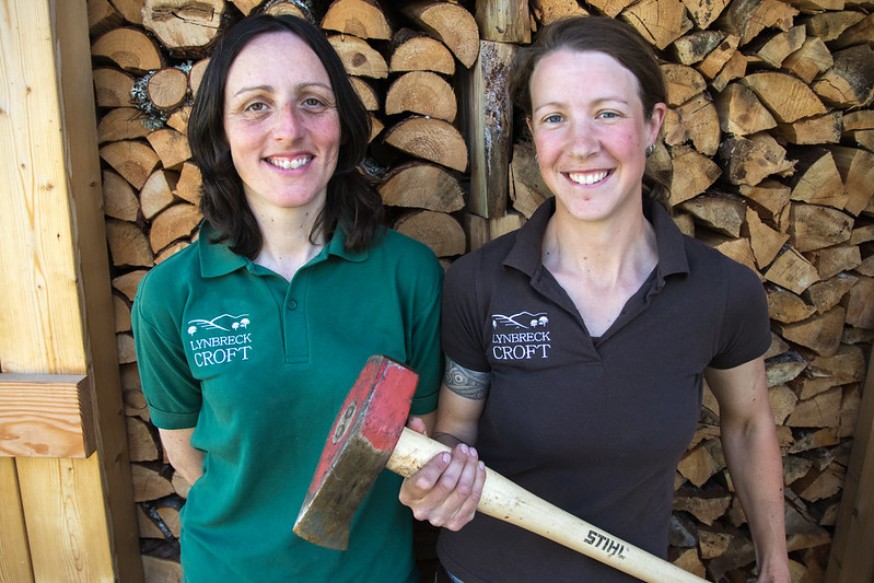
[825, 343, 874, 582]
[0, 1, 142, 581]
[0, 374, 94, 458]
[458, 39, 516, 218]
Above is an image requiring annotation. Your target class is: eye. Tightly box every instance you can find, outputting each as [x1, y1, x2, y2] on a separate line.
[245, 101, 268, 113]
[539, 113, 564, 125]
[597, 110, 621, 120]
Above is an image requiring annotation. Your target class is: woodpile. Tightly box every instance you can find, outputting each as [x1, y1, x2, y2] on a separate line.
[87, 0, 872, 581]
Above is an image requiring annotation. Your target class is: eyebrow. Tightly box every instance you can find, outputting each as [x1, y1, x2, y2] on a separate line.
[532, 96, 631, 115]
[231, 82, 334, 98]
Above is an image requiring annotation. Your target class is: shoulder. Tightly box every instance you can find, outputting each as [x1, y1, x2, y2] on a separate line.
[368, 228, 444, 283]
[681, 235, 762, 289]
[446, 229, 519, 279]
[136, 243, 200, 304]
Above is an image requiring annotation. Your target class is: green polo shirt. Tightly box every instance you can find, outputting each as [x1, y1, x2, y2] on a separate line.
[132, 222, 442, 582]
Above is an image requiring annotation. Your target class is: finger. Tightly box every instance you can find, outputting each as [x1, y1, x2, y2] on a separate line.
[442, 448, 486, 531]
[406, 416, 428, 435]
[399, 451, 451, 504]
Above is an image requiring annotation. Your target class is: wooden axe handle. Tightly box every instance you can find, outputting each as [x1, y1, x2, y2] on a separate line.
[389, 427, 708, 583]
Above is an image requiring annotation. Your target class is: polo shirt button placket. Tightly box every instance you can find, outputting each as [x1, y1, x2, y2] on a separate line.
[287, 299, 298, 310]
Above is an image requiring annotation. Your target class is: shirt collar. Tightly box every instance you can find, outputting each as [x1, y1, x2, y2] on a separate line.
[504, 197, 690, 282]
[197, 222, 368, 279]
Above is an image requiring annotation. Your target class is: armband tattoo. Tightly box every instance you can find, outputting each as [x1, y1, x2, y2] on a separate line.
[443, 358, 490, 400]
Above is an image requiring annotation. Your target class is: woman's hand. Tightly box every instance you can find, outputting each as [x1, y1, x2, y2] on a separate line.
[398, 417, 487, 531]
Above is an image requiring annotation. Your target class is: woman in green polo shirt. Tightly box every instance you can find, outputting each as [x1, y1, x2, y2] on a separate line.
[132, 14, 442, 582]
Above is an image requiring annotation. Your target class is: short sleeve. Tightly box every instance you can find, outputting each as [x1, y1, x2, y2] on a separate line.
[441, 252, 491, 373]
[709, 261, 771, 370]
[131, 270, 201, 429]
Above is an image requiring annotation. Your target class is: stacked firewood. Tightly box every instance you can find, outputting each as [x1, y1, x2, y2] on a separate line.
[88, 0, 872, 580]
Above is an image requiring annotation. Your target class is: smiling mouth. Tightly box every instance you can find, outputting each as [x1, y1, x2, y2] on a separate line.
[267, 156, 312, 170]
[568, 170, 610, 185]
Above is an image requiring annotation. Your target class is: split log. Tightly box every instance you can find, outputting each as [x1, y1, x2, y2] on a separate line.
[671, 30, 727, 65]
[141, 0, 228, 58]
[385, 71, 457, 122]
[789, 203, 854, 253]
[813, 45, 874, 109]
[668, 147, 721, 206]
[141, 188, 175, 238]
[717, 134, 795, 186]
[149, 203, 202, 253]
[383, 116, 468, 172]
[100, 140, 161, 190]
[764, 247, 821, 294]
[810, 245, 862, 280]
[716, 0, 798, 45]
[529, 0, 589, 23]
[102, 171, 141, 222]
[741, 71, 827, 123]
[774, 112, 842, 145]
[175, 162, 203, 205]
[747, 207, 789, 268]
[751, 25, 806, 68]
[394, 210, 466, 257]
[93, 67, 136, 108]
[767, 286, 816, 324]
[91, 27, 164, 73]
[388, 28, 455, 76]
[126, 416, 160, 463]
[663, 64, 709, 107]
[97, 107, 152, 143]
[350, 77, 380, 112]
[788, 149, 848, 209]
[668, 93, 721, 156]
[400, 2, 480, 68]
[680, 0, 729, 28]
[696, 33, 740, 79]
[378, 162, 465, 212]
[328, 34, 388, 78]
[679, 193, 747, 237]
[321, 0, 392, 40]
[509, 142, 551, 219]
[621, 0, 693, 49]
[775, 306, 846, 356]
[110, 0, 146, 25]
[105, 219, 156, 268]
[781, 36, 833, 84]
[147, 128, 192, 170]
[112, 270, 148, 302]
[714, 82, 777, 137]
[88, 0, 124, 37]
[130, 464, 175, 502]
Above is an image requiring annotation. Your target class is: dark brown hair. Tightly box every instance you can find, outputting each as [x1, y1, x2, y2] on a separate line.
[187, 14, 383, 257]
[511, 16, 670, 208]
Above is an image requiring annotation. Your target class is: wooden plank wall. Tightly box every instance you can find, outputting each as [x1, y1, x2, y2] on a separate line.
[0, 1, 142, 581]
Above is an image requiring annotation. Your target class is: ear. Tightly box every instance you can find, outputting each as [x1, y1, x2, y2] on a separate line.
[647, 102, 667, 145]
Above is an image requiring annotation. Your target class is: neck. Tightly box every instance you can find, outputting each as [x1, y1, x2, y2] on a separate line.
[254, 207, 326, 282]
[542, 211, 656, 284]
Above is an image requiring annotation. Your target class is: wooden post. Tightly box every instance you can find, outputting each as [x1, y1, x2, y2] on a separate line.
[825, 343, 874, 583]
[0, 1, 142, 581]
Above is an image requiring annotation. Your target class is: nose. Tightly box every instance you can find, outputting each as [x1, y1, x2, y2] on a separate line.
[568, 119, 599, 157]
[272, 103, 304, 141]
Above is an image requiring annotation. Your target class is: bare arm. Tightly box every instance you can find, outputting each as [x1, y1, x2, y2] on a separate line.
[158, 427, 204, 486]
[399, 358, 488, 530]
[705, 358, 790, 583]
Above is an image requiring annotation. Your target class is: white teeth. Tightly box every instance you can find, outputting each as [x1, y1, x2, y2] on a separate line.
[568, 171, 608, 185]
[270, 156, 310, 169]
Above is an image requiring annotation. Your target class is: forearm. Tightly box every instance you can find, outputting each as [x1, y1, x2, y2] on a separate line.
[721, 419, 788, 580]
[159, 427, 204, 486]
